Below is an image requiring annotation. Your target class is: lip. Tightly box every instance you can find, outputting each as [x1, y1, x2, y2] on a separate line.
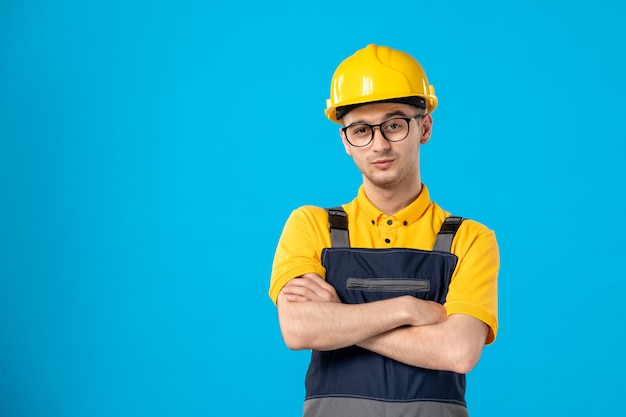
[372, 159, 394, 169]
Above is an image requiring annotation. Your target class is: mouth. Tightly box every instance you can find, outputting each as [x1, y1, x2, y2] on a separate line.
[372, 159, 394, 169]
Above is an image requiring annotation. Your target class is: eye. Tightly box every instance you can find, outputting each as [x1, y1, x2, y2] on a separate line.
[348, 125, 371, 137]
[384, 120, 404, 132]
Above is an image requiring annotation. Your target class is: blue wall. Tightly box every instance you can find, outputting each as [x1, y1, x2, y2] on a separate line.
[1, 1, 624, 416]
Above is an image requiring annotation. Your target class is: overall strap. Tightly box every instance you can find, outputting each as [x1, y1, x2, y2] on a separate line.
[327, 208, 463, 252]
[432, 216, 465, 253]
[326, 207, 349, 248]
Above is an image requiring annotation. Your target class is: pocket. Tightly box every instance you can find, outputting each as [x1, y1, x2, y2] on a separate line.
[346, 277, 430, 292]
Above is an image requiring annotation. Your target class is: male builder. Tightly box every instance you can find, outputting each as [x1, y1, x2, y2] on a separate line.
[268, 44, 499, 417]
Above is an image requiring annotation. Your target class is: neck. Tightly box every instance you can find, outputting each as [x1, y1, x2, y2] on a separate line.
[363, 180, 423, 216]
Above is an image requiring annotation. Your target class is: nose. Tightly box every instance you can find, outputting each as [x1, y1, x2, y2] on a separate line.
[370, 127, 390, 151]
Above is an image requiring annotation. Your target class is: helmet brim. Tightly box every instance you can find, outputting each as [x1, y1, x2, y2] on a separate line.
[335, 96, 427, 121]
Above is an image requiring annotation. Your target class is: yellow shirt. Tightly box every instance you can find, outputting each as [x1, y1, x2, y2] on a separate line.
[269, 184, 499, 344]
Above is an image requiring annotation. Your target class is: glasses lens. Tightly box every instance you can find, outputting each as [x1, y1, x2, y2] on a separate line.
[381, 118, 409, 142]
[346, 124, 373, 147]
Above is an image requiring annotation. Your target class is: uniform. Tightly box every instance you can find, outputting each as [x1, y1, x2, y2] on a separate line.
[269, 185, 499, 416]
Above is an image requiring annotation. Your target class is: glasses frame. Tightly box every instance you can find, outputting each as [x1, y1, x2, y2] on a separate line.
[341, 115, 424, 147]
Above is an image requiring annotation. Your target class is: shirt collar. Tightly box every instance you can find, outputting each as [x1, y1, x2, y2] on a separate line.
[356, 184, 431, 226]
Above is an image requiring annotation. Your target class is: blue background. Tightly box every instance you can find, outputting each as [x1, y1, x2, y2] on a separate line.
[1, 1, 625, 416]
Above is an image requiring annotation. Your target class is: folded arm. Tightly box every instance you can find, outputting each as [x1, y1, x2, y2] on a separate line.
[278, 273, 489, 373]
[277, 273, 446, 351]
[358, 313, 488, 374]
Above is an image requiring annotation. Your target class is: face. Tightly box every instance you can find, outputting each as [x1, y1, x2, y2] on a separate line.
[340, 102, 432, 192]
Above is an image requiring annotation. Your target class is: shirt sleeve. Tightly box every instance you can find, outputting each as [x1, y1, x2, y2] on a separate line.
[268, 206, 330, 304]
[445, 220, 500, 344]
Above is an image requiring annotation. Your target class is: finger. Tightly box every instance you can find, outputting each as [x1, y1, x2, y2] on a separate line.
[284, 294, 311, 302]
[284, 276, 336, 302]
[286, 276, 325, 292]
[300, 274, 341, 302]
[283, 281, 325, 301]
[292, 275, 340, 302]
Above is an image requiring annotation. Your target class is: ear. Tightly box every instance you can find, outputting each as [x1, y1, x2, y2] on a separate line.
[340, 128, 353, 156]
[419, 114, 433, 145]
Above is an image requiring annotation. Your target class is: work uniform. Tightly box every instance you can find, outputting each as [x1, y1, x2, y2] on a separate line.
[269, 184, 499, 417]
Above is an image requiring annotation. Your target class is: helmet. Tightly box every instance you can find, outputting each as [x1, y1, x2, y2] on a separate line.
[325, 44, 438, 124]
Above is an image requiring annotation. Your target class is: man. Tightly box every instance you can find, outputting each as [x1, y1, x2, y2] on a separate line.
[268, 44, 499, 417]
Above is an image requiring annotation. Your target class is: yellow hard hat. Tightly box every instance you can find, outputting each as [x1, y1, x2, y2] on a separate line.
[325, 44, 438, 124]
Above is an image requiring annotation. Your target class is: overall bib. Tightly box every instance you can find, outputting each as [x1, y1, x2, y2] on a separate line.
[303, 208, 468, 417]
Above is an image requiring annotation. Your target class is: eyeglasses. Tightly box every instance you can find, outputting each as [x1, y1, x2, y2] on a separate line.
[341, 115, 424, 147]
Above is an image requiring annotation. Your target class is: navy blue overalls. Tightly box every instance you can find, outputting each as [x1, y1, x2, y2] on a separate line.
[303, 207, 468, 417]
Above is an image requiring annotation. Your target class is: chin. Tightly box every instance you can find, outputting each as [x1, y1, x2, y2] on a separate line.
[367, 175, 401, 189]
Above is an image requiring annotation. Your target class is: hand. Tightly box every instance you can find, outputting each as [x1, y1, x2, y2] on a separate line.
[399, 296, 447, 327]
[281, 273, 341, 303]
